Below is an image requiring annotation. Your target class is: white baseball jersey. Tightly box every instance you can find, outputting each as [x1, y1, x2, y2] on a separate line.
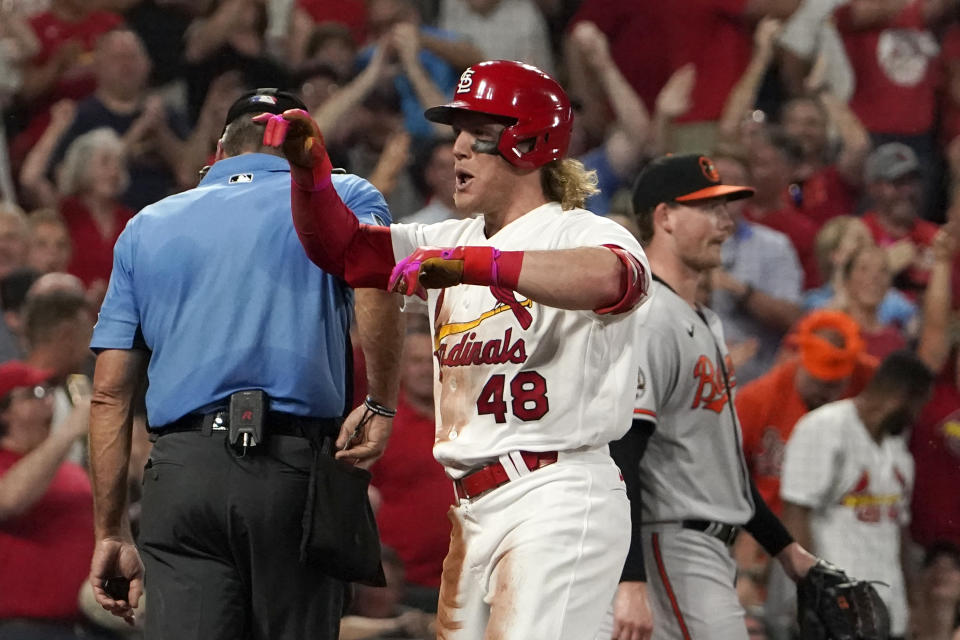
[781, 399, 913, 636]
[632, 278, 755, 525]
[389, 202, 650, 477]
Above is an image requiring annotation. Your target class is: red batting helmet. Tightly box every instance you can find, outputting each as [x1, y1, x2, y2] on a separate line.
[424, 60, 573, 170]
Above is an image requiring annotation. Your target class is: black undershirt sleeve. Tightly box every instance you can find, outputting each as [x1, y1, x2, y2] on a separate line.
[609, 418, 655, 582]
[743, 476, 794, 557]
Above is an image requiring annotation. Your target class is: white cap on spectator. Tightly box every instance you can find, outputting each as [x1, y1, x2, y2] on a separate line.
[865, 142, 920, 182]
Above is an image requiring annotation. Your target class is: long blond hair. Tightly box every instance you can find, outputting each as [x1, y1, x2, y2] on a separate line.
[540, 158, 599, 210]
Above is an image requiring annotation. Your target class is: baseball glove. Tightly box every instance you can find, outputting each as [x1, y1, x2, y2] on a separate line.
[797, 560, 891, 640]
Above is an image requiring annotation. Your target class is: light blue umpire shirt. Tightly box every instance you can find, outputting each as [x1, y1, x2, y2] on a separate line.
[91, 153, 390, 428]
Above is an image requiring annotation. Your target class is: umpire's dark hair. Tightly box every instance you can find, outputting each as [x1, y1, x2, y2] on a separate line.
[863, 350, 935, 398]
[220, 114, 284, 159]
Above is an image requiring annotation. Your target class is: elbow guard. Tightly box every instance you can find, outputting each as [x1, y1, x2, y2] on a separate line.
[594, 245, 650, 315]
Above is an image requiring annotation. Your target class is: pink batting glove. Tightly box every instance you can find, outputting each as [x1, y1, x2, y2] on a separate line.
[251, 109, 333, 190]
[388, 248, 448, 299]
[252, 112, 290, 147]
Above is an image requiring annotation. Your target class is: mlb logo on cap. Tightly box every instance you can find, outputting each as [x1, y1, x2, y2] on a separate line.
[222, 88, 309, 132]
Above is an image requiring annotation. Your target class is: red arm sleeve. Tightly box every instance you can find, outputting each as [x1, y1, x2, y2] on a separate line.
[290, 181, 398, 289]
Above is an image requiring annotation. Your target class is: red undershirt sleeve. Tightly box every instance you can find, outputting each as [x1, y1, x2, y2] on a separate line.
[290, 181, 397, 289]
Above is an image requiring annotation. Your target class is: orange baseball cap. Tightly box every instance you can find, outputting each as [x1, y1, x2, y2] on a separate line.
[789, 311, 865, 381]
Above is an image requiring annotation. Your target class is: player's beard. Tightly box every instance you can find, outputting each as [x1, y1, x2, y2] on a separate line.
[878, 406, 913, 436]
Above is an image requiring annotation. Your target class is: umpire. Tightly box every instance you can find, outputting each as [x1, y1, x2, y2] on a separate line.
[85, 89, 403, 640]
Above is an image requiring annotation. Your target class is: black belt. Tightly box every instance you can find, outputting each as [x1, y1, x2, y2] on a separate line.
[682, 520, 740, 547]
[151, 411, 340, 439]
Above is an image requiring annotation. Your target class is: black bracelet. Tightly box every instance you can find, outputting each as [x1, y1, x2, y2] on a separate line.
[364, 396, 397, 418]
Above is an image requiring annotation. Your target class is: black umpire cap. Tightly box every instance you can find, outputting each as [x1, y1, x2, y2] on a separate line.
[222, 88, 308, 132]
[632, 154, 755, 216]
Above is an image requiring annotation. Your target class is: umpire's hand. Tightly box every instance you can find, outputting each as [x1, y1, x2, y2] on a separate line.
[89, 537, 145, 626]
[336, 403, 393, 469]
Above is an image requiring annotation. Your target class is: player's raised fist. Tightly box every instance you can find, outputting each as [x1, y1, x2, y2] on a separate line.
[253, 109, 333, 190]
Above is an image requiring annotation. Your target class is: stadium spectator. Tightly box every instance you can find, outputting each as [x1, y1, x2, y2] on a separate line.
[833, 245, 910, 359]
[0, 204, 28, 281]
[779, 94, 870, 226]
[0, 360, 93, 637]
[834, 0, 942, 147]
[22, 124, 133, 294]
[21, 287, 95, 464]
[22, 289, 94, 387]
[716, 17, 783, 153]
[0, 268, 40, 365]
[564, 0, 671, 128]
[710, 153, 805, 384]
[565, 21, 651, 216]
[742, 130, 821, 289]
[438, 0, 554, 74]
[7, 0, 123, 170]
[735, 309, 875, 636]
[342, 82, 421, 220]
[183, 0, 292, 122]
[0, 3, 40, 108]
[781, 350, 935, 640]
[909, 542, 960, 640]
[911, 225, 960, 552]
[177, 71, 245, 188]
[777, 0, 853, 100]
[293, 0, 368, 46]
[298, 22, 359, 80]
[358, 0, 483, 140]
[340, 546, 435, 640]
[119, 0, 204, 88]
[26, 210, 72, 276]
[861, 142, 939, 299]
[738, 310, 875, 515]
[370, 316, 451, 611]
[805, 215, 919, 331]
[49, 29, 189, 211]
[407, 139, 457, 224]
[665, 0, 802, 153]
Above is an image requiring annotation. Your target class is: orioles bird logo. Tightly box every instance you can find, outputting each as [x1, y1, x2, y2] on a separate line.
[699, 156, 720, 183]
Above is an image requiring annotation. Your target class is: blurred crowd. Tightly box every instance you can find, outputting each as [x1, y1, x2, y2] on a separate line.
[1, 0, 960, 638]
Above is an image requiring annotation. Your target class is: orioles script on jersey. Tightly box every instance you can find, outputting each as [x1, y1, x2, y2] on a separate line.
[691, 353, 737, 413]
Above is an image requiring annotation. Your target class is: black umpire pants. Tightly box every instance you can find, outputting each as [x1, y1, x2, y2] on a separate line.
[139, 429, 344, 640]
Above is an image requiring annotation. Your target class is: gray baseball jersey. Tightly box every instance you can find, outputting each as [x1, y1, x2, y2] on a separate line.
[633, 278, 755, 525]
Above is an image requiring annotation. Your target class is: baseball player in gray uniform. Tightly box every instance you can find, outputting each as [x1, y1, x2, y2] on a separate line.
[608, 154, 820, 640]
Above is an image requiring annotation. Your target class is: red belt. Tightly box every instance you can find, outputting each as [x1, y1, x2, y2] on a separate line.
[453, 451, 559, 500]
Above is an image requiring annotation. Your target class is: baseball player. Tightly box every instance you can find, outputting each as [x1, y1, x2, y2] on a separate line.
[781, 350, 935, 638]
[611, 154, 820, 640]
[260, 60, 651, 640]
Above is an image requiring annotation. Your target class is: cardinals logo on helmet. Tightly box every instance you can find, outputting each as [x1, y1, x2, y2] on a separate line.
[457, 69, 476, 94]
